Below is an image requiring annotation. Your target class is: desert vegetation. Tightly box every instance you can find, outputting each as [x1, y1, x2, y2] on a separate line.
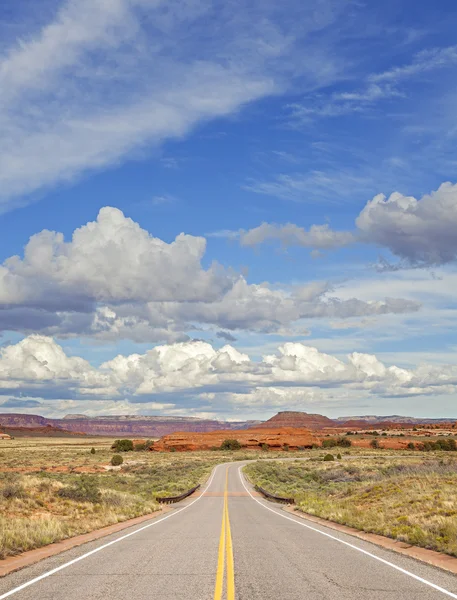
[0, 438, 226, 559]
[0, 436, 312, 559]
[244, 456, 457, 557]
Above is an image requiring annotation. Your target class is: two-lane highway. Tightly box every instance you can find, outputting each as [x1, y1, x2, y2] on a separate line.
[2, 462, 457, 599]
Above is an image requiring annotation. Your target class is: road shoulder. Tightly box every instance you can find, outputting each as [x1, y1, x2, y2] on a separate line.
[0, 506, 171, 578]
[284, 505, 457, 575]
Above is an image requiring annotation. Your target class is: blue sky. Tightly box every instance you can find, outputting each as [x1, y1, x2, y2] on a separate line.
[0, 0, 457, 420]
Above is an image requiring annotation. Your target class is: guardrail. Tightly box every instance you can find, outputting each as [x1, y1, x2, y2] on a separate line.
[255, 485, 294, 504]
[156, 484, 201, 504]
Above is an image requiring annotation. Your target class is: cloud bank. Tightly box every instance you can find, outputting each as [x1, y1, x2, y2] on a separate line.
[1, 336, 456, 413]
[0, 207, 418, 341]
[240, 181, 457, 267]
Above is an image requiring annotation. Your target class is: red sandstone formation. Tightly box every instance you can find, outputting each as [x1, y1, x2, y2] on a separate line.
[152, 427, 318, 452]
[253, 411, 336, 430]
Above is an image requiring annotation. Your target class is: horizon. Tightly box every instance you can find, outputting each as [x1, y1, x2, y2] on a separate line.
[1, 410, 456, 423]
[1, 0, 457, 420]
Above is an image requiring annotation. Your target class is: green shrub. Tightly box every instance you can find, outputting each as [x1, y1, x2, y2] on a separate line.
[337, 437, 352, 448]
[323, 453, 334, 461]
[260, 443, 269, 451]
[111, 454, 124, 466]
[407, 442, 415, 450]
[283, 444, 289, 452]
[436, 438, 457, 451]
[170, 447, 177, 452]
[58, 476, 101, 503]
[322, 438, 337, 448]
[322, 437, 351, 448]
[220, 439, 242, 451]
[90, 447, 96, 454]
[112, 439, 134, 452]
[370, 438, 379, 449]
[337, 453, 342, 459]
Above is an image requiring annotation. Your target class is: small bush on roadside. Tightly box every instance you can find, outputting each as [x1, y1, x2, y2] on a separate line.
[337, 453, 342, 459]
[283, 444, 289, 452]
[260, 443, 269, 451]
[90, 447, 96, 454]
[323, 454, 335, 461]
[370, 438, 379, 449]
[111, 454, 123, 466]
[58, 476, 101, 503]
[407, 442, 416, 450]
[170, 447, 177, 452]
[221, 439, 242, 451]
[112, 439, 134, 452]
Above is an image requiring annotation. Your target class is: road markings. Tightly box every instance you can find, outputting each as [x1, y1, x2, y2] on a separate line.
[225, 469, 235, 600]
[238, 465, 457, 599]
[0, 466, 220, 600]
[214, 488, 226, 600]
[214, 468, 235, 600]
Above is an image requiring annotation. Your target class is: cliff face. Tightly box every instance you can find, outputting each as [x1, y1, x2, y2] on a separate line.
[0, 413, 261, 437]
[152, 427, 318, 451]
[253, 411, 336, 430]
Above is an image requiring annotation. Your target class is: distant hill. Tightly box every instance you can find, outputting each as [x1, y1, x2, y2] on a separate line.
[0, 411, 455, 437]
[252, 411, 335, 430]
[0, 413, 261, 437]
[0, 423, 86, 438]
[335, 415, 457, 425]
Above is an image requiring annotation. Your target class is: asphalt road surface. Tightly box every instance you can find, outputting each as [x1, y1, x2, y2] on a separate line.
[2, 461, 457, 600]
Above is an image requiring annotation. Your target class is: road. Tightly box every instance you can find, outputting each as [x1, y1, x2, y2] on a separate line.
[2, 461, 457, 600]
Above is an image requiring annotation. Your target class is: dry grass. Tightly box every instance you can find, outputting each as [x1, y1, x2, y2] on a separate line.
[244, 456, 457, 557]
[0, 436, 312, 559]
[0, 436, 436, 560]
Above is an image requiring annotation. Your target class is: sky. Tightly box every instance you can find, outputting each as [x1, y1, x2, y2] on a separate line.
[1, 0, 457, 421]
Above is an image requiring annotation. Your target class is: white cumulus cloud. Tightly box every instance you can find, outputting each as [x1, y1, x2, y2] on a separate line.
[0, 207, 418, 341]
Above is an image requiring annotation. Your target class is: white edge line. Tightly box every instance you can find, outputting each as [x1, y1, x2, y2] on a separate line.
[0, 465, 220, 600]
[237, 465, 457, 600]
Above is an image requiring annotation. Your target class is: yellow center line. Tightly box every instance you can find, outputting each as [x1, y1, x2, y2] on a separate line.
[225, 469, 235, 600]
[213, 468, 235, 600]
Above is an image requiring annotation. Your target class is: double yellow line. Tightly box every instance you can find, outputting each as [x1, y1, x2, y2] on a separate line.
[213, 468, 235, 600]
